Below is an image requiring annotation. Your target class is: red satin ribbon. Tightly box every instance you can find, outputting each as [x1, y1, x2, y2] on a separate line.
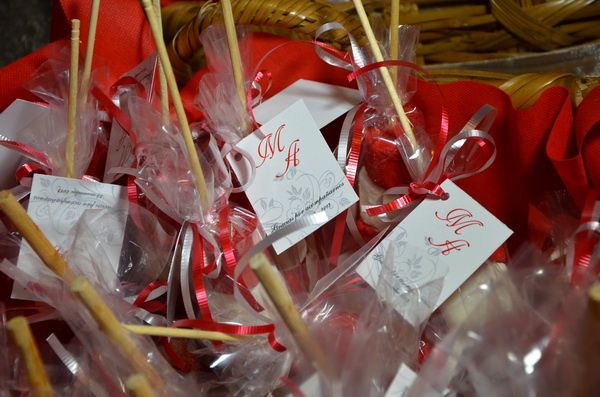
[91, 85, 138, 145]
[365, 105, 451, 217]
[160, 336, 191, 373]
[173, 319, 286, 352]
[280, 376, 305, 397]
[571, 190, 600, 284]
[133, 280, 167, 313]
[219, 205, 237, 277]
[15, 162, 50, 186]
[0, 138, 50, 167]
[347, 59, 429, 82]
[247, 69, 272, 130]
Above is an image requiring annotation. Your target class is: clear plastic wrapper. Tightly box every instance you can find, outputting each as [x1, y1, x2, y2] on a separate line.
[0, 201, 197, 395]
[219, 242, 446, 397]
[125, 94, 216, 223]
[407, 247, 600, 397]
[198, 336, 293, 397]
[195, 25, 253, 144]
[356, 25, 432, 186]
[0, 259, 198, 396]
[66, 203, 176, 296]
[19, 57, 103, 178]
[353, 26, 436, 239]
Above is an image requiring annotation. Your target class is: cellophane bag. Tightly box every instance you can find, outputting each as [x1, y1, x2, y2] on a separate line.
[355, 26, 434, 233]
[20, 57, 103, 178]
[195, 25, 253, 144]
[244, 243, 446, 397]
[0, 202, 197, 395]
[125, 94, 216, 223]
[407, 247, 600, 396]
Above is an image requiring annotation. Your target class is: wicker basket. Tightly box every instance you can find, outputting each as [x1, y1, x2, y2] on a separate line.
[161, 0, 600, 106]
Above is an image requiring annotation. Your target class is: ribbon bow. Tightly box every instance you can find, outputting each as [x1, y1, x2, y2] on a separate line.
[364, 104, 497, 218]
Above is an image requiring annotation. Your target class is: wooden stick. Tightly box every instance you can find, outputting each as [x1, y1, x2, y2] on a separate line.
[220, 0, 250, 133]
[390, 0, 400, 87]
[588, 282, 600, 321]
[250, 253, 334, 379]
[351, 0, 418, 154]
[66, 19, 80, 179]
[0, 192, 166, 393]
[80, 0, 101, 102]
[123, 324, 246, 343]
[126, 374, 156, 397]
[140, 0, 209, 211]
[70, 277, 166, 393]
[0, 191, 71, 281]
[6, 317, 53, 397]
[153, 0, 169, 123]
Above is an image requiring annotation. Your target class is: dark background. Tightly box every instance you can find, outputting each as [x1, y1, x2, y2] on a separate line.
[0, 0, 52, 67]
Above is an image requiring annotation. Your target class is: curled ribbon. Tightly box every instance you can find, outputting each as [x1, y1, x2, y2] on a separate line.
[308, 22, 498, 224]
[568, 193, 600, 284]
[363, 105, 497, 218]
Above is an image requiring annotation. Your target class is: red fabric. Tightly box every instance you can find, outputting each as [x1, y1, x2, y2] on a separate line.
[53, 0, 155, 81]
[0, 0, 155, 114]
[547, 86, 600, 207]
[0, 40, 67, 112]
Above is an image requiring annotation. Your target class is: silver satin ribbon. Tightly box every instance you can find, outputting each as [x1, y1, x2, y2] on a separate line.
[47, 334, 111, 397]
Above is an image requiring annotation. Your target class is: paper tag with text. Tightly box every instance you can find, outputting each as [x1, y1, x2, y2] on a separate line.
[356, 180, 512, 321]
[12, 174, 128, 300]
[253, 80, 361, 129]
[233, 100, 358, 253]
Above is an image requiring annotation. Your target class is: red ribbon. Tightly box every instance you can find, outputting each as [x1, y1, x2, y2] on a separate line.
[329, 104, 366, 268]
[347, 59, 428, 83]
[570, 190, 600, 284]
[91, 85, 138, 146]
[160, 336, 191, 373]
[173, 319, 286, 352]
[364, 104, 453, 217]
[280, 376, 306, 397]
[133, 280, 167, 313]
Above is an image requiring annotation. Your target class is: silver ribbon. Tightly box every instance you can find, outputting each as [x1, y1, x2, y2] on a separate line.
[47, 334, 111, 397]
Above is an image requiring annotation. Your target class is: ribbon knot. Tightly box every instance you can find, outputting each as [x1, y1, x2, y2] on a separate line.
[408, 181, 446, 198]
[364, 104, 497, 218]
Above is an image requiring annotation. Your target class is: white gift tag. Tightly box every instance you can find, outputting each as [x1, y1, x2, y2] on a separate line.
[12, 174, 128, 300]
[232, 100, 358, 253]
[0, 100, 50, 189]
[356, 180, 512, 320]
[253, 79, 361, 129]
[386, 364, 418, 397]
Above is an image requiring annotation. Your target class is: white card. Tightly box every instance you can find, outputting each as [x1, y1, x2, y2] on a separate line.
[233, 100, 358, 254]
[253, 80, 361, 129]
[386, 364, 418, 397]
[356, 180, 512, 319]
[0, 100, 50, 189]
[12, 175, 128, 300]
